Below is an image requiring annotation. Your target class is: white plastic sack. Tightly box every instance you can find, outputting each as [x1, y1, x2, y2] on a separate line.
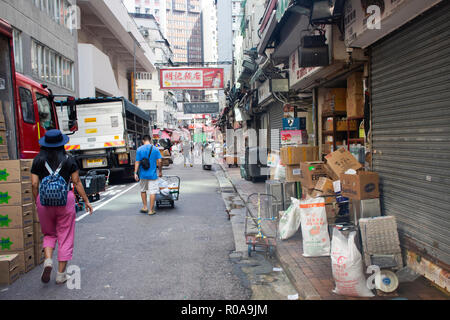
[331, 228, 374, 297]
[278, 198, 301, 240]
[273, 164, 286, 180]
[299, 197, 330, 257]
[158, 179, 170, 196]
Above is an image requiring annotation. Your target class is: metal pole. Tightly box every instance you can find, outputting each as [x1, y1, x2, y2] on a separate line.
[133, 40, 136, 104]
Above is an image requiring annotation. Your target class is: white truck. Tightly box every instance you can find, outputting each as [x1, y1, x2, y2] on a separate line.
[57, 97, 151, 179]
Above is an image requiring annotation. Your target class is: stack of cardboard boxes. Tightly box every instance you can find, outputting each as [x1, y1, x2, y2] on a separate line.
[281, 147, 380, 225]
[346, 72, 365, 118]
[323, 88, 347, 114]
[0, 160, 42, 285]
[280, 146, 320, 183]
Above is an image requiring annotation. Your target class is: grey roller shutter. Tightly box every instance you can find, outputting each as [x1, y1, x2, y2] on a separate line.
[370, 2, 450, 265]
[268, 101, 283, 151]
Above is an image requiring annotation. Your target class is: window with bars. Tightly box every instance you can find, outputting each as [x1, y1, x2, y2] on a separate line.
[136, 72, 153, 80]
[12, 28, 23, 73]
[137, 89, 152, 101]
[33, 0, 75, 32]
[31, 40, 74, 90]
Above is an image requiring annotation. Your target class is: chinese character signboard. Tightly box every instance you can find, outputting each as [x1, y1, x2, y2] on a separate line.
[183, 103, 220, 114]
[160, 68, 224, 90]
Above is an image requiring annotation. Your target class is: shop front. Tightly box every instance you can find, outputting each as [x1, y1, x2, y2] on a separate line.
[368, 1, 450, 283]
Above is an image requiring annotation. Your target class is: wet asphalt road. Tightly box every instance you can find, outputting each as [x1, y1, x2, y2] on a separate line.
[0, 164, 251, 300]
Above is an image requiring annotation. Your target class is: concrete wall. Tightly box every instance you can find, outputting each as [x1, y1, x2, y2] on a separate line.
[0, 0, 79, 96]
[78, 43, 123, 98]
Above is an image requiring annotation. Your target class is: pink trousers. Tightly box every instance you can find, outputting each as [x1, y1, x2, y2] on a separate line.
[37, 191, 76, 262]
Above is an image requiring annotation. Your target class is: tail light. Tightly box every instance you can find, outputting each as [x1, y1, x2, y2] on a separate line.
[118, 153, 129, 165]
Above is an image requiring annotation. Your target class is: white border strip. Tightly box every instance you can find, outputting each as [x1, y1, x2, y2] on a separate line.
[76, 183, 138, 222]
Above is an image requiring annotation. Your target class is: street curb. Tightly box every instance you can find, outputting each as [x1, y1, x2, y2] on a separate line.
[216, 163, 322, 300]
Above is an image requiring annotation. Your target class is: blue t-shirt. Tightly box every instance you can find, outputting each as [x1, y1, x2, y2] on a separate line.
[136, 144, 162, 180]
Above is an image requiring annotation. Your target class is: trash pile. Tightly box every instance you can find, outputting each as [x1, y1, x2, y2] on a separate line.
[270, 147, 405, 297]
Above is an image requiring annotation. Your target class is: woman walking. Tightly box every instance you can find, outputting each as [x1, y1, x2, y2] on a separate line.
[31, 130, 93, 284]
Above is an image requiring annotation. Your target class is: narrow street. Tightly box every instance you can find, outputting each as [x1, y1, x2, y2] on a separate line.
[0, 165, 249, 300]
[0, 163, 297, 300]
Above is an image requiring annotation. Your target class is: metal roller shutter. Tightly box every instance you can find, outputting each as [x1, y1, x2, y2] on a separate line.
[370, 2, 450, 266]
[268, 101, 283, 151]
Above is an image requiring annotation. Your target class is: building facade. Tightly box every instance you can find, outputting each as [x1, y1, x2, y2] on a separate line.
[76, 0, 156, 100]
[131, 12, 178, 129]
[0, 0, 79, 96]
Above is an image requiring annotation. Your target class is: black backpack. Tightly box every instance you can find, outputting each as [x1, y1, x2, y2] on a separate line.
[140, 145, 154, 170]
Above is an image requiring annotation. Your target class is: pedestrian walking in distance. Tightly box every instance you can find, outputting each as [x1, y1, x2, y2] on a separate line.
[181, 136, 193, 167]
[135, 135, 163, 215]
[31, 130, 93, 284]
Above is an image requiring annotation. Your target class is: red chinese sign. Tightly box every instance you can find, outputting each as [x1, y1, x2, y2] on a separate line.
[160, 68, 224, 90]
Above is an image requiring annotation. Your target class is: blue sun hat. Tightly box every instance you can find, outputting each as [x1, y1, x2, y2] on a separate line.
[38, 129, 70, 148]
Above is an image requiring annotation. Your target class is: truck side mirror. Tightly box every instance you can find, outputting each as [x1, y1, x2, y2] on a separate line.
[66, 96, 78, 132]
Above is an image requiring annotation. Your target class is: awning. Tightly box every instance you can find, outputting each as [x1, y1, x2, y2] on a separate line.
[152, 129, 161, 136]
[160, 131, 171, 140]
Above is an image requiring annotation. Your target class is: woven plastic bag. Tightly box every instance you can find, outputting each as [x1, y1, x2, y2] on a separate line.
[158, 179, 170, 196]
[331, 228, 374, 297]
[299, 197, 330, 257]
[279, 198, 301, 240]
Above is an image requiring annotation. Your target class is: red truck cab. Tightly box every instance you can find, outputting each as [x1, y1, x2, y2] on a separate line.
[0, 18, 77, 160]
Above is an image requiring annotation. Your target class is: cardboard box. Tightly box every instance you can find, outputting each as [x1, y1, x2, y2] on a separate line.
[285, 165, 302, 182]
[33, 222, 43, 245]
[346, 94, 365, 118]
[323, 88, 347, 113]
[0, 101, 5, 126]
[0, 183, 33, 207]
[280, 146, 318, 165]
[0, 226, 34, 253]
[0, 253, 20, 285]
[32, 203, 39, 222]
[336, 120, 358, 131]
[314, 177, 335, 195]
[347, 72, 364, 96]
[0, 131, 6, 146]
[0, 153, 9, 161]
[325, 148, 363, 178]
[34, 242, 45, 266]
[340, 171, 379, 200]
[324, 163, 340, 181]
[301, 186, 314, 199]
[226, 156, 237, 165]
[9, 248, 34, 273]
[322, 144, 333, 155]
[326, 204, 337, 224]
[0, 204, 33, 229]
[299, 161, 328, 189]
[0, 160, 33, 184]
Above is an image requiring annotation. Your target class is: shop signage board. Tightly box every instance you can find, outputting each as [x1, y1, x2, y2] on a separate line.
[160, 68, 224, 90]
[183, 103, 219, 114]
[258, 79, 271, 103]
[281, 130, 308, 145]
[276, 0, 290, 22]
[344, 0, 442, 48]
